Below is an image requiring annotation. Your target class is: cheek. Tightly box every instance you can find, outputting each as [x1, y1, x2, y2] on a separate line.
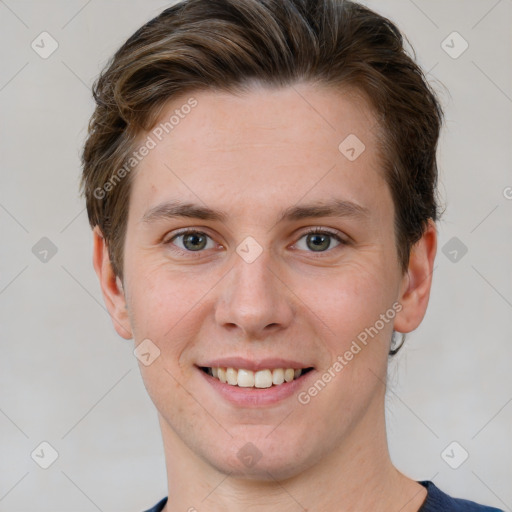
[299, 263, 394, 429]
[124, 258, 216, 358]
[304, 259, 397, 344]
[124, 259, 179, 340]
[125, 264, 199, 406]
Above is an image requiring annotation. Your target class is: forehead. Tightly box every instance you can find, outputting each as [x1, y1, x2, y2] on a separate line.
[129, 83, 389, 221]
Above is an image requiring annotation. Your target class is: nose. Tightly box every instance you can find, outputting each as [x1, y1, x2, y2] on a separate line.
[214, 246, 294, 340]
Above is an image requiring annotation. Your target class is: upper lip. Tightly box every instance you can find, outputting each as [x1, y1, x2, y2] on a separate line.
[197, 357, 314, 372]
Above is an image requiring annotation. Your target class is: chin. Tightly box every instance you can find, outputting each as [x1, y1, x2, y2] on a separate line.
[206, 436, 315, 482]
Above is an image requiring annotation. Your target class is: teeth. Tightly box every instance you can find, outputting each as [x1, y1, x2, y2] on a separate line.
[237, 369, 255, 387]
[272, 368, 284, 385]
[217, 367, 227, 383]
[226, 367, 238, 385]
[254, 369, 273, 388]
[206, 367, 307, 388]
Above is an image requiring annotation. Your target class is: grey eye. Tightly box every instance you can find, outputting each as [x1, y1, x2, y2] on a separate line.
[296, 232, 341, 252]
[170, 231, 214, 252]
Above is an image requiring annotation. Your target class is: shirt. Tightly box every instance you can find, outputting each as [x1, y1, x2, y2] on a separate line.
[142, 480, 505, 512]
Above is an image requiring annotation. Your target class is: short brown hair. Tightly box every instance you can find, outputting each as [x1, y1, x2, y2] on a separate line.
[81, 0, 442, 282]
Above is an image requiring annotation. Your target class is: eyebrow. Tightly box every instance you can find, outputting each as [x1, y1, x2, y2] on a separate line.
[141, 198, 370, 225]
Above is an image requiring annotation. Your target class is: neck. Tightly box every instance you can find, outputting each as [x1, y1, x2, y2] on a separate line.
[159, 397, 427, 512]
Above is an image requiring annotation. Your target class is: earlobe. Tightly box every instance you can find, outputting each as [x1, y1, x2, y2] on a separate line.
[393, 220, 437, 334]
[92, 226, 133, 340]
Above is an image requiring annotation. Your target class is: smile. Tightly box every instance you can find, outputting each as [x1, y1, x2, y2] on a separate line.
[199, 366, 314, 388]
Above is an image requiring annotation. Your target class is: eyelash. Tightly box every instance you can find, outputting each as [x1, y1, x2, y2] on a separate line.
[164, 227, 347, 257]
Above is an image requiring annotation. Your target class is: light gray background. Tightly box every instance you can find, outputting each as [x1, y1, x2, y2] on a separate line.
[1, 1, 511, 511]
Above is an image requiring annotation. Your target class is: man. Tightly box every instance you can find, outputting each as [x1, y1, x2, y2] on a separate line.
[81, 1, 503, 510]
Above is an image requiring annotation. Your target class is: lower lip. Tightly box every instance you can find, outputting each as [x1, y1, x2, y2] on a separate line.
[197, 367, 315, 407]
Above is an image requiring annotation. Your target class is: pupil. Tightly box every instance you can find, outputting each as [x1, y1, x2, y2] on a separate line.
[184, 233, 206, 251]
[308, 233, 329, 251]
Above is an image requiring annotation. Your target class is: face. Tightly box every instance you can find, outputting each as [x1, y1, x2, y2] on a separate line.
[96, 83, 435, 480]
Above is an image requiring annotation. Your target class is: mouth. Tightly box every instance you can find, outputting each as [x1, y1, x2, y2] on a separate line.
[198, 366, 315, 389]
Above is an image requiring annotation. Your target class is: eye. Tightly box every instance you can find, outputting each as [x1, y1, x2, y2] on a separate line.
[294, 228, 345, 253]
[164, 227, 347, 256]
[165, 229, 216, 253]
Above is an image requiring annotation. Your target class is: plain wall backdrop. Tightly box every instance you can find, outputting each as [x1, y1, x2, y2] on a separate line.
[1, 1, 511, 511]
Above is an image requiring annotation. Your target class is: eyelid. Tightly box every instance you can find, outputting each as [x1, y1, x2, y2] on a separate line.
[298, 226, 347, 241]
[163, 227, 216, 244]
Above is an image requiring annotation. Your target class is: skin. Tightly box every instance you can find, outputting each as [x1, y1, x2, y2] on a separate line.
[93, 83, 437, 512]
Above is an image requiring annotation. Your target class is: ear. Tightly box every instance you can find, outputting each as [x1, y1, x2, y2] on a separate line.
[92, 226, 133, 339]
[393, 219, 437, 333]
